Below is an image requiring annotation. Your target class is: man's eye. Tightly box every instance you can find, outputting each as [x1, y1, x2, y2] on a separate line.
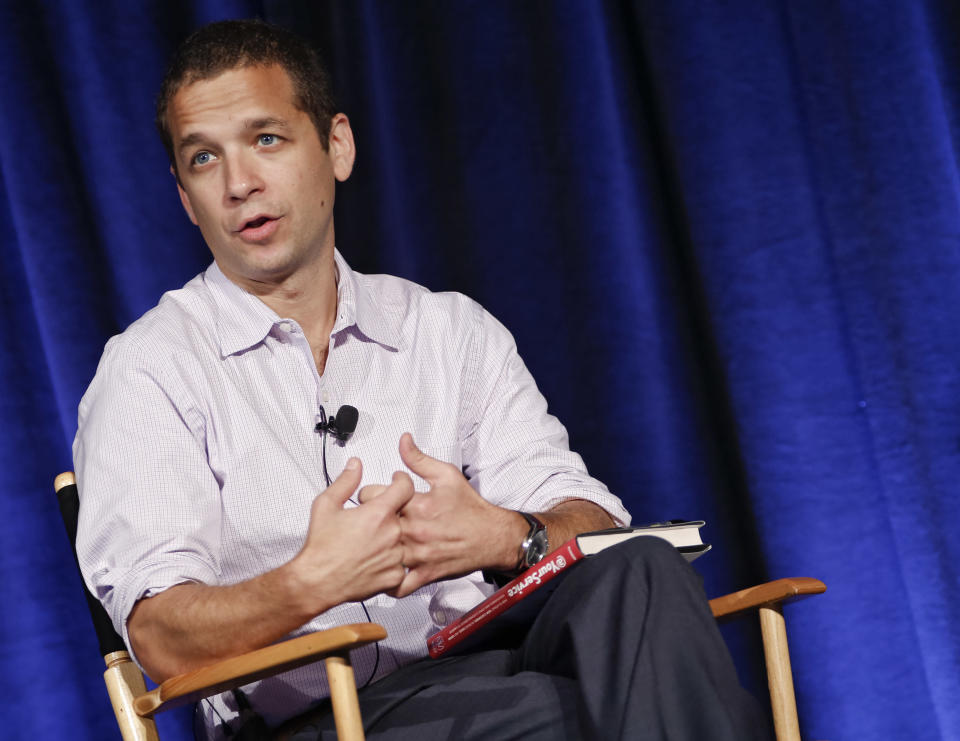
[192, 151, 214, 166]
[258, 134, 278, 146]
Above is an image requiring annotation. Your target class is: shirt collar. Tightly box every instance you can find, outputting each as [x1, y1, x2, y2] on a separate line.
[205, 249, 402, 357]
[332, 249, 402, 351]
[204, 262, 279, 356]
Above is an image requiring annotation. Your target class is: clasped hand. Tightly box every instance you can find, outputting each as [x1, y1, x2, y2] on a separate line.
[296, 433, 521, 610]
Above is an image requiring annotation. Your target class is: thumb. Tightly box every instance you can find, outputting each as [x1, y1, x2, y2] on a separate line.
[316, 457, 363, 510]
[399, 433, 447, 483]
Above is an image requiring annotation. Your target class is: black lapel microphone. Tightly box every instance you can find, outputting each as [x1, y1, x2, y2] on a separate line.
[315, 404, 359, 442]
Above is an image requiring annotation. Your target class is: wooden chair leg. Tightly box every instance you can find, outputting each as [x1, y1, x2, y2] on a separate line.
[103, 651, 160, 741]
[324, 652, 365, 741]
[759, 604, 801, 741]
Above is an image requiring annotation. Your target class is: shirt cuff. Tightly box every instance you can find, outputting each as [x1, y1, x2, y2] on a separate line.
[112, 554, 220, 669]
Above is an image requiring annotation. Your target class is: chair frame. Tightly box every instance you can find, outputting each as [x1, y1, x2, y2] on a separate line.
[710, 577, 826, 741]
[57, 472, 825, 741]
[56, 472, 384, 741]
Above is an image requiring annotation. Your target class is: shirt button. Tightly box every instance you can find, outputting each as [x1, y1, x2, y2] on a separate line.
[278, 321, 293, 333]
[430, 609, 448, 626]
[322, 391, 330, 402]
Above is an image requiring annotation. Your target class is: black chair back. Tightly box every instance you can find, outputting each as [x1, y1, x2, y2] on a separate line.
[55, 475, 127, 657]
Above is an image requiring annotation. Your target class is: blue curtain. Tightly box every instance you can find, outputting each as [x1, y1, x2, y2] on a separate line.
[2, 1, 956, 738]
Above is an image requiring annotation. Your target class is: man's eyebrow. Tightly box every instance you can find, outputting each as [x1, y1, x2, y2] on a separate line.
[244, 117, 292, 131]
[177, 132, 210, 156]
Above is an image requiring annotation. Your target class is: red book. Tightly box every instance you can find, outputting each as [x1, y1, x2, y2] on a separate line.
[427, 522, 710, 658]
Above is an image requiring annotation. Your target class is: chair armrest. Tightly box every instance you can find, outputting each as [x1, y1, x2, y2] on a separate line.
[133, 623, 387, 717]
[709, 577, 826, 620]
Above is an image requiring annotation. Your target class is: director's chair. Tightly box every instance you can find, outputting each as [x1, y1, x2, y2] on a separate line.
[56, 472, 824, 741]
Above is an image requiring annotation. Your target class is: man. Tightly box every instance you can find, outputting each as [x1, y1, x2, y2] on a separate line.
[75, 19, 765, 740]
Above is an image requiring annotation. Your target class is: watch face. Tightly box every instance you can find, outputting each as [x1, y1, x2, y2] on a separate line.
[524, 529, 549, 567]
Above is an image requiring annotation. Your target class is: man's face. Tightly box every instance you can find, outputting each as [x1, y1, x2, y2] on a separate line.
[168, 64, 355, 288]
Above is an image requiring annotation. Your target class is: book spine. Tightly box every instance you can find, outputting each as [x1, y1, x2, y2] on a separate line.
[427, 539, 585, 658]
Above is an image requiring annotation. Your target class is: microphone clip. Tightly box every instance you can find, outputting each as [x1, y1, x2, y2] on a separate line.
[315, 404, 359, 443]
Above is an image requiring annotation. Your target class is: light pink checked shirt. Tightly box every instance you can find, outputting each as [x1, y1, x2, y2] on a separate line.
[74, 250, 629, 732]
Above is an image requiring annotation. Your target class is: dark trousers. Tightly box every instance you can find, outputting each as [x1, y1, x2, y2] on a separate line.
[287, 537, 771, 740]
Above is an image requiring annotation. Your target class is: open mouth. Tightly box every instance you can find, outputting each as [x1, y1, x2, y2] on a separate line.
[242, 215, 273, 231]
[235, 214, 281, 242]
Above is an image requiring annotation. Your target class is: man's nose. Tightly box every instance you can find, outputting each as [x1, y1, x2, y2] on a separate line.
[223, 154, 264, 201]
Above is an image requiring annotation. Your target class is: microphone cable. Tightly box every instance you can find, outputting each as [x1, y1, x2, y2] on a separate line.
[316, 404, 380, 687]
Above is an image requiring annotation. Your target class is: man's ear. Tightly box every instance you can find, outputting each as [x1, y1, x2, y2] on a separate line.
[173, 166, 199, 226]
[328, 113, 356, 183]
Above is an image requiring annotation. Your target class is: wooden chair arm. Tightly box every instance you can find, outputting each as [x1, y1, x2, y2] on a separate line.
[133, 623, 387, 717]
[709, 577, 826, 620]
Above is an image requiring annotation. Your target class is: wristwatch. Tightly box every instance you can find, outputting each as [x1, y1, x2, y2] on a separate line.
[517, 512, 549, 571]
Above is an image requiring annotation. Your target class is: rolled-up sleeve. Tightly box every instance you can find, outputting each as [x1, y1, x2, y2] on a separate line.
[74, 335, 222, 662]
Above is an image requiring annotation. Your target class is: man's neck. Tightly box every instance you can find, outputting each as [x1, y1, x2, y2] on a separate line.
[225, 252, 339, 374]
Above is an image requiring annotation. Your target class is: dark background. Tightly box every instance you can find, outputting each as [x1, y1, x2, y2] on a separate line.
[2, 1, 958, 738]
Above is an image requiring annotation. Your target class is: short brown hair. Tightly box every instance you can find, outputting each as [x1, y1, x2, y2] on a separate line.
[155, 19, 338, 167]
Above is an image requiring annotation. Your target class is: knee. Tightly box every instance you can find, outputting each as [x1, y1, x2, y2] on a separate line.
[605, 532, 690, 566]
[586, 534, 702, 589]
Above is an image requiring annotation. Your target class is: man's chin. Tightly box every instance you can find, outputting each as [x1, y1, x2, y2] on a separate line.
[216, 257, 290, 287]
[218, 254, 328, 290]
